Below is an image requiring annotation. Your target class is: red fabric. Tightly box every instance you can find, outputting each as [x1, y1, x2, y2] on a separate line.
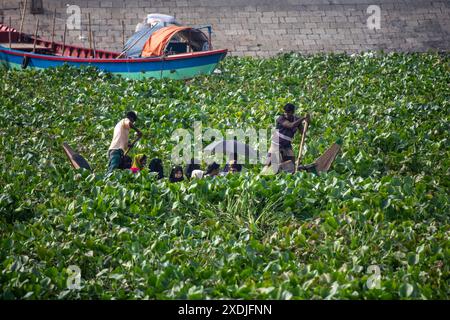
[130, 167, 140, 174]
[141, 26, 192, 57]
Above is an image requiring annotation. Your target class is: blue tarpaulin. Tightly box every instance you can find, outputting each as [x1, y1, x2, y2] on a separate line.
[122, 23, 167, 58]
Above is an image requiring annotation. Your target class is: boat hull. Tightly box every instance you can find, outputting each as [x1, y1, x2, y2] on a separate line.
[0, 46, 227, 80]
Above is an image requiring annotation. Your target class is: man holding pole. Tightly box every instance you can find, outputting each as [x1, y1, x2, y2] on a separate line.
[106, 111, 142, 175]
[263, 103, 310, 174]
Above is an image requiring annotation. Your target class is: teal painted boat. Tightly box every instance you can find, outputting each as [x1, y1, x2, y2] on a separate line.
[0, 23, 227, 80]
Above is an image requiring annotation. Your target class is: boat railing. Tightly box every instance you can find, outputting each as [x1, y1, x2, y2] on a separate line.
[0, 23, 119, 59]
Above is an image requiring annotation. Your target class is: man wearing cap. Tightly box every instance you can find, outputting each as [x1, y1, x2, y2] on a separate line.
[265, 103, 310, 173]
[106, 111, 142, 175]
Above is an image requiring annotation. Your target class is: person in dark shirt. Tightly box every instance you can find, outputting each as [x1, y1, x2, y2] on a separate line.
[264, 103, 310, 173]
[223, 160, 242, 174]
[205, 162, 221, 176]
[118, 155, 132, 170]
[149, 158, 164, 179]
[191, 162, 221, 179]
[185, 158, 201, 179]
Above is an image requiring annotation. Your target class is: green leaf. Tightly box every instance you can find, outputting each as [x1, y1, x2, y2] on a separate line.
[399, 283, 414, 298]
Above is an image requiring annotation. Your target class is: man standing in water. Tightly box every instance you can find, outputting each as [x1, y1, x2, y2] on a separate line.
[107, 111, 142, 175]
[264, 103, 310, 173]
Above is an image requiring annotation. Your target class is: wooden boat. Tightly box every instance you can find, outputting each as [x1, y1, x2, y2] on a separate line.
[62, 142, 91, 171]
[0, 23, 227, 80]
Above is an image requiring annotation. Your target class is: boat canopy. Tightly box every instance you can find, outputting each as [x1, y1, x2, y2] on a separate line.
[123, 23, 210, 58]
[122, 22, 168, 58]
[141, 25, 209, 57]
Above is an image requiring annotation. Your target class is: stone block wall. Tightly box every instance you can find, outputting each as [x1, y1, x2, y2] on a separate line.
[0, 0, 448, 56]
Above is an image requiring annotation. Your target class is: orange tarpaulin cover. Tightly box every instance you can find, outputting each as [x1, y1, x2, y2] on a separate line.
[141, 25, 191, 57]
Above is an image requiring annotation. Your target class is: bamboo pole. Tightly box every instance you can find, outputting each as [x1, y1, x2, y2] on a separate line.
[32, 18, 39, 53]
[116, 30, 148, 59]
[294, 121, 309, 173]
[88, 13, 93, 57]
[116, 20, 160, 59]
[8, 17, 12, 49]
[208, 27, 212, 50]
[62, 23, 67, 56]
[92, 30, 96, 58]
[121, 20, 125, 48]
[124, 136, 142, 157]
[19, 0, 28, 42]
[51, 8, 56, 47]
[189, 29, 192, 53]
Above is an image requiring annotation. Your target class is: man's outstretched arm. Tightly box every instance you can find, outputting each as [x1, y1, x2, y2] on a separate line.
[129, 122, 143, 137]
[280, 115, 310, 129]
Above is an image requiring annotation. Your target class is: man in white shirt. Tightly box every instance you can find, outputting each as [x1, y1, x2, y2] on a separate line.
[106, 111, 142, 175]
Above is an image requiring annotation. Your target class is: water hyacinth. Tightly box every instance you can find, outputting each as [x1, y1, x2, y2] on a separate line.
[0, 52, 449, 299]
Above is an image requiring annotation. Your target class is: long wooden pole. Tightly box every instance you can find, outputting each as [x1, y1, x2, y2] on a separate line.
[124, 136, 142, 157]
[51, 8, 56, 47]
[116, 28, 150, 59]
[88, 13, 93, 57]
[8, 17, 12, 49]
[122, 20, 125, 48]
[32, 18, 39, 53]
[189, 29, 192, 53]
[19, 0, 28, 42]
[294, 121, 309, 173]
[62, 23, 67, 56]
[208, 27, 212, 50]
[92, 30, 96, 58]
